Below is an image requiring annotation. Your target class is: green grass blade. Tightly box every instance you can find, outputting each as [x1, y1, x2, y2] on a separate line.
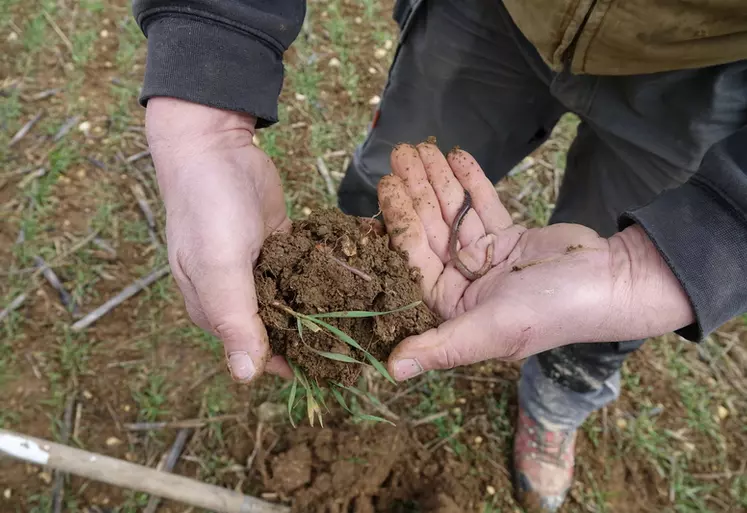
[308, 318, 365, 352]
[364, 352, 397, 385]
[305, 319, 396, 384]
[287, 376, 298, 428]
[311, 381, 329, 412]
[308, 301, 422, 319]
[296, 317, 304, 342]
[309, 349, 364, 364]
[331, 386, 351, 413]
[300, 318, 322, 333]
[355, 413, 395, 426]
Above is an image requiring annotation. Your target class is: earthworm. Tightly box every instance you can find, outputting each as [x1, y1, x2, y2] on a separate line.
[449, 190, 494, 281]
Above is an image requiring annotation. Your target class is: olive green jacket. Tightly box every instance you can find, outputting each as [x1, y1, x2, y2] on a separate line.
[503, 0, 747, 75]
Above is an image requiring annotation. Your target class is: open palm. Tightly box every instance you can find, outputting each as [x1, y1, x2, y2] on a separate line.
[378, 143, 619, 380]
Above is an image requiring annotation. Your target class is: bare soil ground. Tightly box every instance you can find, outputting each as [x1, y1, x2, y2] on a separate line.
[1, 1, 746, 512]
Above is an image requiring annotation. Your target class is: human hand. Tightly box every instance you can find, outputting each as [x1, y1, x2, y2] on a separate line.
[378, 143, 694, 380]
[146, 98, 292, 383]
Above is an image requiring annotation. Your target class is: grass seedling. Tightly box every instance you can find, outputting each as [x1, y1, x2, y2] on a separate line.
[272, 300, 421, 426]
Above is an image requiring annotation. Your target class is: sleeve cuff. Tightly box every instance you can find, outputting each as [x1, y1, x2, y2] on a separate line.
[620, 178, 747, 341]
[139, 16, 283, 128]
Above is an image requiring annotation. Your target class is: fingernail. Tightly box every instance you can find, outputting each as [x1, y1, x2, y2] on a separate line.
[227, 352, 256, 382]
[393, 358, 424, 381]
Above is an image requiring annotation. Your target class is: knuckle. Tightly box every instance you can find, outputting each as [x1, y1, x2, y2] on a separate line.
[435, 343, 464, 370]
[211, 318, 243, 345]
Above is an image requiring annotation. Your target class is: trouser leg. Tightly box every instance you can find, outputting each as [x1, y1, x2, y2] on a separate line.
[337, 0, 565, 217]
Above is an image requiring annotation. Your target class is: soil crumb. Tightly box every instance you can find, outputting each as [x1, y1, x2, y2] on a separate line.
[255, 209, 439, 385]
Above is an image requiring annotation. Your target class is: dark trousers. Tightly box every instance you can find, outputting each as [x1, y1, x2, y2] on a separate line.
[337, 0, 744, 397]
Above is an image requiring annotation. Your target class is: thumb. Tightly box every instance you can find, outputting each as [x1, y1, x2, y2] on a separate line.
[387, 303, 530, 381]
[191, 262, 270, 383]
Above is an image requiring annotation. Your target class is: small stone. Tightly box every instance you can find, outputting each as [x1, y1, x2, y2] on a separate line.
[82, 390, 93, 400]
[7, 32, 18, 42]
[457, 397, 467, 404]
[104, 61, 113, 68]
[384, 39, 393, 50]
[63, 220, 71, 227]
[295, 93, 306, 101]
[76, 168, 86, 179]
[616, 418, 627, 429]
[123, 404, 131, 412]
[38, 471, 52, 484]
[474, 436, 483, 445]
[368, 95, 381, 106]
[328, 57, 341, 68]
[105, 437, 123, 447]
[100, 29, 109, 38]
[103, 18, 111, 25]
[340, 234, 357, 257]
[368, 67, 377, 75]
[78, 121, 91, 135]
[717, 405, 729, 420]
[374, 48, 387, 59]
[301, 206, 312, 216]
[124, 452, 136, 461]
[486, 485, 496, 496]
[3, 489, 11, 499]
[354, 16, 362, 24]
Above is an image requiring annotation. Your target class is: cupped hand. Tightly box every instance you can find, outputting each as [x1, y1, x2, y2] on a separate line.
[378, 143, 693, 380]
[146, 97, 292, 383]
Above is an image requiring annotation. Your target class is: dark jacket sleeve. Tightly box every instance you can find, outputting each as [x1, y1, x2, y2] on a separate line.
[132, 1, 306, 128]
[620, 127, 747, 341]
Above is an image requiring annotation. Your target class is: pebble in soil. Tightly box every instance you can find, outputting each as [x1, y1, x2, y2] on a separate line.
[255, 209, 439, 386]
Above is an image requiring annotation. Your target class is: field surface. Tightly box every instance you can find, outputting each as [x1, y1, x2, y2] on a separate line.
[1, 1, 746, 512]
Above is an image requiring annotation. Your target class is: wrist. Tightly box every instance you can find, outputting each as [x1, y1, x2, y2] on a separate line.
[145, 98, 261, 205]
[146, 97, 257, 149]
[607, 224, 695, 338]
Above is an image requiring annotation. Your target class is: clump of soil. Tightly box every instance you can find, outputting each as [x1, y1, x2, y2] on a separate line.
[264, 424, 485, 513]
[255, 209, 439, 385]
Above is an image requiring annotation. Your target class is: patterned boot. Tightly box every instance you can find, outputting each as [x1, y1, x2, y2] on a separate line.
[513, 408, 576, 512]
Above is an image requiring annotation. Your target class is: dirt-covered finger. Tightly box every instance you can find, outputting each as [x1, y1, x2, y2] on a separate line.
[378, 175, 443, 294]
[390, 144, 451, 260]
[417, 143, 486, 250]
[447, 148, 513, 232]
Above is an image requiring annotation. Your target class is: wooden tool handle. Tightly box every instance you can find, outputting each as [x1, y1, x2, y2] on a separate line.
[0, 429, 289, 513]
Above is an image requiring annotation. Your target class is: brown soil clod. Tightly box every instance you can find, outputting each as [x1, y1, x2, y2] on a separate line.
[255, 209, 440, 386]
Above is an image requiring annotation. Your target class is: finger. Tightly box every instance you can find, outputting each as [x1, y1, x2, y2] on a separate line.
[417, 143, 485, 249]
[265, 355, 293, 379]
[190, 260, 270, 383]
[378, 174, 443, 294]
[387, 302, 531, 380]
[447, 149, 513, 232]
[390, 144, 452, 261]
